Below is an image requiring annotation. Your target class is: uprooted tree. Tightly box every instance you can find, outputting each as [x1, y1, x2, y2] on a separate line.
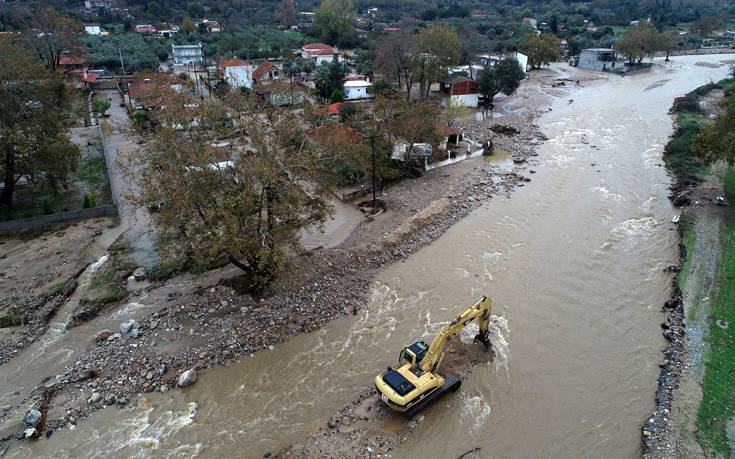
[124, 94, 338, 287]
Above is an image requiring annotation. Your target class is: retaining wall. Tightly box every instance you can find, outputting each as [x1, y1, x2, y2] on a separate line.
[0, 205, 117, 231]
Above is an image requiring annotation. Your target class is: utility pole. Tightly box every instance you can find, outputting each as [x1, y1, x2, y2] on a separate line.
[118, 46, 126, 76]
[371, 135, 376, 205]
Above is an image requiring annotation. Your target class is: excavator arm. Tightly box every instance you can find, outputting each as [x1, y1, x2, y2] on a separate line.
[420, 296, 492, 374]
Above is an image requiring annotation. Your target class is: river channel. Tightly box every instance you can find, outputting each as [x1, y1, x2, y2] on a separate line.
[7, 55, 732, 458]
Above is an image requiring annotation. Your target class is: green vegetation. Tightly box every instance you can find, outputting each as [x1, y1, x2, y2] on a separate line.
[0, 313, 23, 328]
[83, 33, 160, 72]
[663, 79, 735, 188]
[74, 157, 106, 185]
[45, 279, 77, 298]
[678, 213, 696, 292]
[697, 166, 735, 455]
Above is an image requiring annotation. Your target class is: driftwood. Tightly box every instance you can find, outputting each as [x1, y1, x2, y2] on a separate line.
[28, 369, 97, 439]
[457, 447, 482, 459]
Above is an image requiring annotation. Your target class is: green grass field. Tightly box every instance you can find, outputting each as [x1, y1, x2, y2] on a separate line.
[697, 166, 735, 454]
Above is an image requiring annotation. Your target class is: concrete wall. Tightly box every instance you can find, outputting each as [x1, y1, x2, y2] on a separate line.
[441, 93, 479, 108]
[0, 205, 118, 231]
[224, 66, 253, 88]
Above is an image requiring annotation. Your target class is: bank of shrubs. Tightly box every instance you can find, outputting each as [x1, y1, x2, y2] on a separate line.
[665, 78, 735, 190]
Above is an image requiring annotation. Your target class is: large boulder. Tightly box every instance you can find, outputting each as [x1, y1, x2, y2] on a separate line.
[95, 329, 113, 342]
[23, 409, 42, 426]
[177, 369, 197, 388]
[120, 320, 137, 335]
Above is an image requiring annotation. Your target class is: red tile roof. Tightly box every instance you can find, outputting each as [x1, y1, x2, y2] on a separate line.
[57, 55, 87, 66]
[308, 123, 366, 146]
[253, 60, 275, 80]
[313, 102, 344, 117]
[220, 58, 250, 68]
[303, 42, 332, 50]
[435, 122, 461, 137]
[84, 73, 100, 83]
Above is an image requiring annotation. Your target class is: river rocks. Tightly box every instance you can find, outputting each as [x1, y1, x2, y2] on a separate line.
[132, 267, 147, 281]
[23, 409, 42, 426]
[107, 333, 121, 342]
[177, 369, 197, 388]
[489, 124, 519, 135]
[160, 384, 169, 393]
[129, 328, 139, 339]
[120, 320, 137, 335]
[156, 364, 167, 376]
[137, 397, 152, 409]
[88, 392, 101, 404]
[95, 329, 113, 341]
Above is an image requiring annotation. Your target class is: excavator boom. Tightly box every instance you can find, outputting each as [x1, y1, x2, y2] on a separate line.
[374, 296, 493, 416]
[421, 296, 492, 374]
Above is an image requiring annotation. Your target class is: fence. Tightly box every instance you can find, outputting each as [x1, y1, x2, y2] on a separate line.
[0, 205, 118, 231]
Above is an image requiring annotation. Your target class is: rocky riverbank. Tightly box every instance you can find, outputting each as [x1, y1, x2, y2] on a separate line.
[0, 113, 545, 444]
[642, 81, 734, 457]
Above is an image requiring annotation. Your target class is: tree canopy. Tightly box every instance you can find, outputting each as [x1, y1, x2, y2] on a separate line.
[614, 22, 669, 64]
[124, 96, 336, 286]
[314, 0, 356, 48]
[0, 37, 80, 207]
[411, 24, 462, 99]
[518, 33, 559, 69]
[692, 92, 735, 166]
[477, 57, 526, 102]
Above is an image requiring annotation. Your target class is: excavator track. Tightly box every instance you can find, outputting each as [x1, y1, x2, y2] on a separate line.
[404, 374, 461, 418]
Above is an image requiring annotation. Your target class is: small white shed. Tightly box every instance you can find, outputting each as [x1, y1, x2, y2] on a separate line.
[343, 80, 373, 100]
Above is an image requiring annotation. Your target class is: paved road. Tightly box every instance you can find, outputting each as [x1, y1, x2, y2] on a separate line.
[98, 89, 159, 267]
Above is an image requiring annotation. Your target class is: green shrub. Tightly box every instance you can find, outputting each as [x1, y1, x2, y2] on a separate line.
[41, 199, 54, 215]
[330, 89, 344, 104]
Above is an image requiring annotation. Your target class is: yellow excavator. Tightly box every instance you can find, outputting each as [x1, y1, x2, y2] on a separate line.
[374, 296, 492, 417]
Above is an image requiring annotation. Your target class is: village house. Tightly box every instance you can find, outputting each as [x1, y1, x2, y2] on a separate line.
[252, 61, 280, 84]
[312, 102, 345, 121]
[55, 55, 90, 89]
[135, 24, 156, 34]
[522, 17, 538, 29]
[197, 19, 222, 33]
[439, 76, 479, 108]
[156, 28, 177, 38]
[355, 28, 368, 39]
[124, 73, 187, 111]
[298, 12, 316, 24]
[219, 58, 253, 89]
[434, 122, 463, 154]
[578, 48, 626, 72]
[343, 79, 373, 100]
[255, 81, 306, 106]
[172, 43, 204, 65]
[84, 24, 101, 35]
[474, 52, 529, 72]
[302, 43, 343, 65]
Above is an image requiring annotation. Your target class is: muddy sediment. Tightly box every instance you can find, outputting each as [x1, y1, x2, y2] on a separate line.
[0, 113, 543, 443]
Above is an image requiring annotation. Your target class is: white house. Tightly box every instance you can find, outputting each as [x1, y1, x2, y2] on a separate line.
[302, 43, 343, 65]
[343, 79, 372, 100]
[219, 58, 253, 89]
[172, 43, 203, 65]
[84, 25, 101, 35]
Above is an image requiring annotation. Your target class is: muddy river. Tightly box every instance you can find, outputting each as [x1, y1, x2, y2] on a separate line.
[6, 55, 732, 458]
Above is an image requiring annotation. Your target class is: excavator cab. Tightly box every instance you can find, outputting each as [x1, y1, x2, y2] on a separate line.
[399, 341, 428, 366]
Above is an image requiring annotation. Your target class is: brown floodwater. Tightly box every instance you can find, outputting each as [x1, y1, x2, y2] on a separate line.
[5, 55, 732, 458]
